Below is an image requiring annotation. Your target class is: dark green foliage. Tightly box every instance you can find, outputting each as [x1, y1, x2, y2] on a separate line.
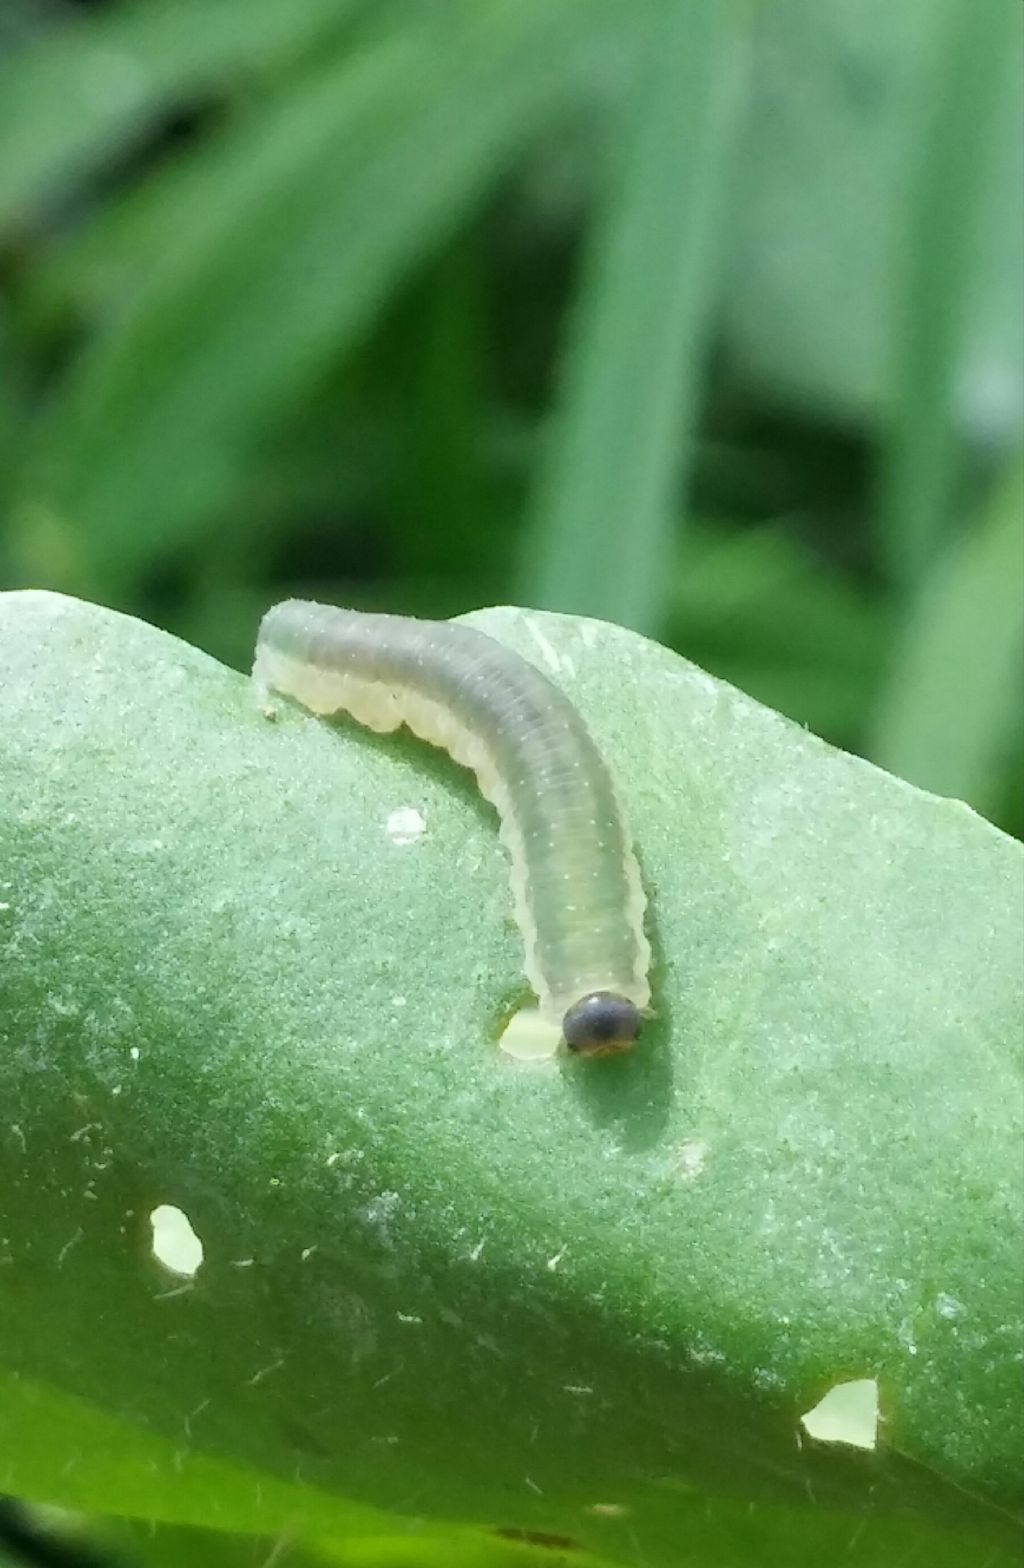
[0, 0, 1020, 831]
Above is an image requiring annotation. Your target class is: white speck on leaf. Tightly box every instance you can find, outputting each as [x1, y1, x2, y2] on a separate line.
[69, 1123, 101, 1143]
[753, 1366, 784, 1391]
[523, 620, 565, 675]
[360, 1191, 400, 1233]
[247, 1356, 285, 1387]
[153, 1281, 194, 1302]
[385, 806, 426, 846]
[674, 1139, 709, 1180]
[57, 1227, 83, 1267]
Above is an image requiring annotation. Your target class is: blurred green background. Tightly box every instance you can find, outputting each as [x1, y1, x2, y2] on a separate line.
[0, 10, 1022, 1567]
[0, 0, 1021, 843]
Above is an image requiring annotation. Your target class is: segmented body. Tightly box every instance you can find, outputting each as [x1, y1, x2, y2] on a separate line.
[253, 602, 650, 1049]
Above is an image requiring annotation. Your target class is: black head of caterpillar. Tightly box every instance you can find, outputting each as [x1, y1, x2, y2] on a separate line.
[562, 992, 642, 1056]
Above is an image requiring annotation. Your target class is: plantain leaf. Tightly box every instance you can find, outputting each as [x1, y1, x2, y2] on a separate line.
[0, 591, 1020, 1567]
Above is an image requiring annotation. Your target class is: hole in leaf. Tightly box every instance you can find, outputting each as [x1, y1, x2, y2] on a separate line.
[800, 1377, 879, 1450]
[499, 1007, 560, 1061]
[149, 1204, 204, 1278]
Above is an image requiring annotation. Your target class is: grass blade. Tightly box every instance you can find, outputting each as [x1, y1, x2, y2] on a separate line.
[870, 455, 1024, 811]
[876, 0, 1020, 586]
[523, 0, 747, 633]
[13, 0, 644, 592]
[0, 0, 362, 229]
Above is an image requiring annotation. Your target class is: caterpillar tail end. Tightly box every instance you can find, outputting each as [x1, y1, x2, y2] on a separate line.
[251, 650, 280, 721]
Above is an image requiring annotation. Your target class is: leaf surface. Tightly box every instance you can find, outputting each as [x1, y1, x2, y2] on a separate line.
[0, 591, 1021, 1565]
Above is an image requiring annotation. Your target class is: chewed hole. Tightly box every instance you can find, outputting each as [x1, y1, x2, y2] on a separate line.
[499, 1008, 560, 1062]
[800, 1378, 879, 1450]
[149, 1204, 204, 1278]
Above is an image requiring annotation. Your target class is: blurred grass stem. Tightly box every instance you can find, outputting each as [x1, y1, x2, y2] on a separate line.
[870, 456, 1024, 811]
[877, 0, 1018, 587]
[524, 0, 747, 634]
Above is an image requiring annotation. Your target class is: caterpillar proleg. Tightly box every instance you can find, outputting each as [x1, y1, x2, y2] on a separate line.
[253, 602, 651, 1055]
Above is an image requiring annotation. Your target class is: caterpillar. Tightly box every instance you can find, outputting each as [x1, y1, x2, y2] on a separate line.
[253, 602, 651, 1055]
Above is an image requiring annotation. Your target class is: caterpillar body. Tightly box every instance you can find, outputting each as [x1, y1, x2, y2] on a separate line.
[253, 602, 651, 1055]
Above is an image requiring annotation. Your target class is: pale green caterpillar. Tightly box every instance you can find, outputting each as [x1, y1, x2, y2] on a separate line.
[253, 602, 651, 1055]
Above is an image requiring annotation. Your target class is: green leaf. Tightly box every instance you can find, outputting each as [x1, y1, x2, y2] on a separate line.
[0, 1374, 613, 1566]
[0, 0, 361, 227]
[104, 1514, 621, 1568]
[0, 591, 1021, 1567]
[15, 0, 645, 593]
[524, 0, 746, 633]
